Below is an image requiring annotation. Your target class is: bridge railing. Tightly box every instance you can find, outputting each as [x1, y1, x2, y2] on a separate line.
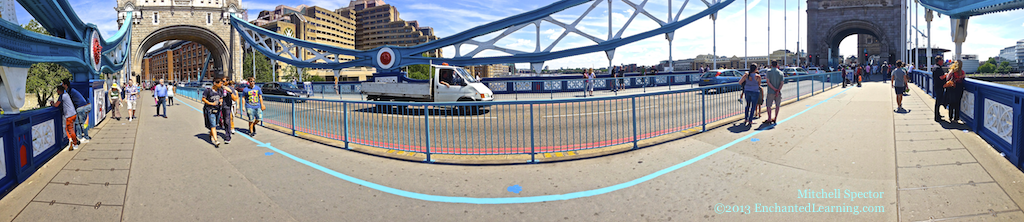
[176, 72, 842, 163]
[909, 70, 1023, 169]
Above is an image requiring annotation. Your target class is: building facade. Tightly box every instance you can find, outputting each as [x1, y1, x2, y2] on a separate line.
[466, 64, 509, 78]
[142, 41, 213, 82]
[0, 0, 17, 24]
[1018, 39, 1024, 71]
[344, 0, 441, 57]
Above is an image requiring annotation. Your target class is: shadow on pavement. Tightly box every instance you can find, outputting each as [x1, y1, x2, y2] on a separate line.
[938, 121, 971, 131]
[727, 123, 752, 133]
[354, 106, 492, 116]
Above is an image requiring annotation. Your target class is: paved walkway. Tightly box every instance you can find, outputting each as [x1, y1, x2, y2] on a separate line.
[0, 82, 1021, 221]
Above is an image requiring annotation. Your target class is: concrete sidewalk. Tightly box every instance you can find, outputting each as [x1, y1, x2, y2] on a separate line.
[0, 82, 1021, 221]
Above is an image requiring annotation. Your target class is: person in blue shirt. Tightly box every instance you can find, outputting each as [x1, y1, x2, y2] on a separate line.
[62, 79, 91, 143]
[154, 79, 168, 118]
[242, 77, 265, 136]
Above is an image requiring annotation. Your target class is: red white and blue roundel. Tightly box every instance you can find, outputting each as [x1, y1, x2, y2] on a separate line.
[88, 31, 103, 72]
[376, 47, 396, 69]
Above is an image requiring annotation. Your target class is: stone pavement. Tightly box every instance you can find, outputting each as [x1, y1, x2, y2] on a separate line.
[0, 82, 1021, 221]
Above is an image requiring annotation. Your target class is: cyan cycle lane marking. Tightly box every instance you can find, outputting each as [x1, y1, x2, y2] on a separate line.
[178, 86, 851, 204]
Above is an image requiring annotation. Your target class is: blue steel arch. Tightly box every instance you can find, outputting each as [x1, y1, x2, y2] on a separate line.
[918, 0, 1024, 18]
[1, 0, 133, 76]
[231, 0, 734, 72]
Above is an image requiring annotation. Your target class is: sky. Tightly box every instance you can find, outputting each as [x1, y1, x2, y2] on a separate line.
[11, 0, 1024, 70]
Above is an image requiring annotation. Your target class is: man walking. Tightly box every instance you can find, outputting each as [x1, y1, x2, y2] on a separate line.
[202, 78, 228, 147]
[891, 61, 909, 112]
[52, 85, 80, 151]
[764, 60, 785, 125]
[126, 81, 139, 121]
[243, 77, 265, 136]
[154, 79, 168, 118]
[109, 83, 122, 121]
[61, 79, 91, 143]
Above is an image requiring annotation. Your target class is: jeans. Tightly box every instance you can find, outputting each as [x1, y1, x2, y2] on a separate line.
[156, 97, 167, 116]
[74, 106, 91, 140]
[744, 90, 759, 123]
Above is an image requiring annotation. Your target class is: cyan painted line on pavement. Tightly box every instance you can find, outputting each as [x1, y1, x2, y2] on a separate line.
[178, 86, 852, 204]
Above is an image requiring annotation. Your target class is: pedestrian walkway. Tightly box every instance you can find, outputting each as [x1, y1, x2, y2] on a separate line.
[0, 82, 1021, 221]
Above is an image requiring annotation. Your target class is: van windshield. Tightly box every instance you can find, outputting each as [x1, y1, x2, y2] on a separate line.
[455, 68, 479, 83]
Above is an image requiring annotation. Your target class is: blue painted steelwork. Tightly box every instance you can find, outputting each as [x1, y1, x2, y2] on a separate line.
[918, 0, 1024, 18]
[0, 108, 72, 199]
[909, 70, 1023, 170]
[174, 81, 853, 204]
[199, 50, 212, 81]
[175, 72, 844, 163]
[0, 2, 132, 75]
[230, 0, 734, 72]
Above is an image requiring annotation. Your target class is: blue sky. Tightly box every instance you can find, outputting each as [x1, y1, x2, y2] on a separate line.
[12, 0, 1024, 69]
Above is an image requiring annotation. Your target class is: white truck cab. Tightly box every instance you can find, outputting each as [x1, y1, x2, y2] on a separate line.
[361, 64, 494, 103]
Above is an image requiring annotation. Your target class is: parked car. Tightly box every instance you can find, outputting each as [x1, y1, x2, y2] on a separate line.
[201, 82, 213, 89]
[261, 82, 309, 102]
[698, 69, 743, 93]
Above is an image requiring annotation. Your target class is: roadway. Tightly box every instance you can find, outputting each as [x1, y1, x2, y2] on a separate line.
[257, 78, 838, 154]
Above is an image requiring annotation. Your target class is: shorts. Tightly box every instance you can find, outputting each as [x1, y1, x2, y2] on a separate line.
[894, 86, 906, 95]
[765, 91, 782, 107]
[204, 110, 219, 129]
[126, 100, 136, 110]
[246, 107, 263, 121]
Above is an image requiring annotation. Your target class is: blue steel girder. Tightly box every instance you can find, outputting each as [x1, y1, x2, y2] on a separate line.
[232, 0, 734, 71]
[15, 0, 88, 42]
[0, 7, 132, 76]
[918, 0, 1024, 18]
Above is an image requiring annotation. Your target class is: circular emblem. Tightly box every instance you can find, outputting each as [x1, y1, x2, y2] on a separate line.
[376, 47, 397, 69]
[89, 31, 103, 72]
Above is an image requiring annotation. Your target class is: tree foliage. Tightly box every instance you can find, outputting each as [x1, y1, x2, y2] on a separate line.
[280, 65, 324, 82]
[24, 20, 72, 109]
[978, 62, 997, 73]
[404, 52, 434, 80]
[242, 50, 275, 83]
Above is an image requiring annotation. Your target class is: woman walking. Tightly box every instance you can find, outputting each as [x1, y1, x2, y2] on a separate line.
[738, 64, 763, 125]
[941, 60, 966, 123]
[584, 68, 595, 96]
[167, 83, 175, 106]
[109, 83, 122, 121]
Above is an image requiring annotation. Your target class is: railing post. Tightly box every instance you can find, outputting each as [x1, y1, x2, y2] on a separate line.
[702, 91, 707, 132]
[631, 97, 638, 149]
[529, 104, 536, 163]
[343, 102, 349, 149]
[797, 76, 801, 101]
[424, 105, 431, 163]
[290, 99, 296, 136]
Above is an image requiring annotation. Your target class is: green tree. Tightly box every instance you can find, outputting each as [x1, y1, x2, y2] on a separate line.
[996, 61, 1012, 73]
[242, 50, 274, 83]
[404, 53, 435, 80]
[978, 62, 997, 73]
[280, 65, 324, 82]
[24, 20, 72, 109]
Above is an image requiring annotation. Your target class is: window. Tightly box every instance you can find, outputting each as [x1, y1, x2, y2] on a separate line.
[207, 13, 212, 24]
[153, 12, 159, 24]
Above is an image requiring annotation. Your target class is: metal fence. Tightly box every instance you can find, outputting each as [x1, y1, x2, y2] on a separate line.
[177, 72, 842, 163]
[0, 108, 72, 198]
[909, 70, 1023, 169]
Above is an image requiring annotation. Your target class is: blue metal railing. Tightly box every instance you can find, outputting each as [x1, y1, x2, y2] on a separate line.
[177, 72, 842, 163]
[909, 70, 1023, 169]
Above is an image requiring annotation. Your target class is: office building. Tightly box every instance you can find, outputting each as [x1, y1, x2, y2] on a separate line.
[1, 0, 16, 24]
[344, 0, 441, 57]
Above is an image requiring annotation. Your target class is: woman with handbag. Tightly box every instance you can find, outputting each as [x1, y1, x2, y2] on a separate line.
[941, 60, 966, 123]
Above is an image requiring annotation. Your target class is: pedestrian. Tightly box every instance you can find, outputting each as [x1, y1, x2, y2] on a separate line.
[221, 81, 239, 136]
[202, 78, 227, 147]
[154, 79, 168, 118]
[243, 77, 265, 136]
[738, 64, 763, 125]
[126, 81, 138, 121]
[764, 60, 784, 124]
[855, 65, 864, 87]
[61, 79, 91, 143]
[109, 83, 122, 121]
[584, 68, 595, 96]
[891, 60, 909, 112]
[941, 60, 966, 123]
[841, 65, 848, 88]
[52, 85, 80, 151]
[932, 63, 947, 122]
[167, 82, 175, 106]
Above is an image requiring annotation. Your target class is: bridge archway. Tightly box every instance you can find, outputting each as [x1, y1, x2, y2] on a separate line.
[807, 0, 906, 68]
[136, 25, 228, 81]
[118, 0, 244, 82]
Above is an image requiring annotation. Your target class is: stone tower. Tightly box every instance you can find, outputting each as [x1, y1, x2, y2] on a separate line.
[806, 0, 906, 67]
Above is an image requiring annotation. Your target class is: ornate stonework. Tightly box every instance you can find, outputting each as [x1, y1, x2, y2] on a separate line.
[116, 0, 245, 82]
[807, 0, 906, 67]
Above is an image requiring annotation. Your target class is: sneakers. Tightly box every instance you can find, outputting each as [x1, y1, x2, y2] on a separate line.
[129, 118, 133, 122]
[213, 140, 220, 148]
[71, 144, 79, 151]
[224, 140, 231, 144]
[80, 139, 90, 144]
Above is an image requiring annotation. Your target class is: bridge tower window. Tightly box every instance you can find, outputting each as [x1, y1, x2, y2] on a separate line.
[153, 12, 159, 24]
[207, 13, 212, 25]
